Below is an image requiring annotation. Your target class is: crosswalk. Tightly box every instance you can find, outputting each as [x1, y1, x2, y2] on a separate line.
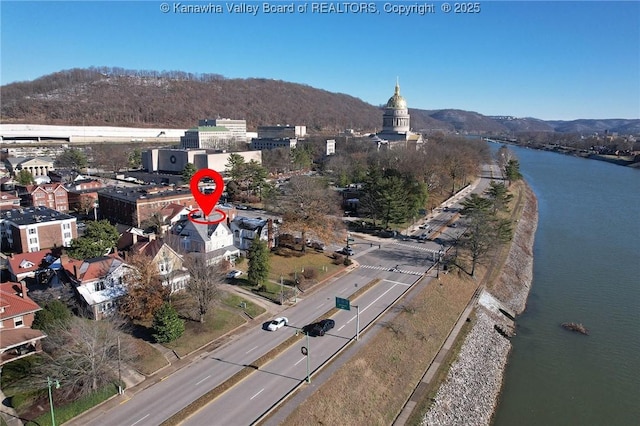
[389, 241, 440, 255]
[358, 264, 424, 276]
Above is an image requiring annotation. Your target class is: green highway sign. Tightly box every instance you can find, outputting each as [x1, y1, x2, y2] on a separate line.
[336, 297, 351, 311]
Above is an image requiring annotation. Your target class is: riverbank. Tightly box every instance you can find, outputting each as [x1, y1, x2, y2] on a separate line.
[422, 181, 538, 425]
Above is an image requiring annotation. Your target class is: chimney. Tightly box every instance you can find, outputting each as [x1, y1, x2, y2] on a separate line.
[73, 265, 77, 278]
[19, 280, 27, 298]
[132, 232, 138, 245]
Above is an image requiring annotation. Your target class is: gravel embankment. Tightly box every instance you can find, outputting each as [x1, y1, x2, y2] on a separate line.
[422, 183, 538, 426]
[422, 310, 511, 426]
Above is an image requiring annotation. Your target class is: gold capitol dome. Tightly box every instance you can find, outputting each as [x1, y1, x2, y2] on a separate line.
[385, 78, 407, 110]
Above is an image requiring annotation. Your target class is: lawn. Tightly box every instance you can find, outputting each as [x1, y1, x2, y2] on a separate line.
[221, 292, 266, 319]
[164, 309, 246, 357]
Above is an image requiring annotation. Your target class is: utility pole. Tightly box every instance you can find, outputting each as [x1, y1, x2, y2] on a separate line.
[118, 335, 122, 395]
[47, 377, 60, 426]
[280, 275, 284, 305]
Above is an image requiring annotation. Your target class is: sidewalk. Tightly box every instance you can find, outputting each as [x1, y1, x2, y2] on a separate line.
[0, 389, 23, 426]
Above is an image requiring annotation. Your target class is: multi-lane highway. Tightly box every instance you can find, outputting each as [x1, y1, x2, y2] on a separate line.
[80, 164, 501, 426]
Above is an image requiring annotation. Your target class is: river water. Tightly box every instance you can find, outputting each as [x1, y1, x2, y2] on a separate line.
[491, 145, 640, 425]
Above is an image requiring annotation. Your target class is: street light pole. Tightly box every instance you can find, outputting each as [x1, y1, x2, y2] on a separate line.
[47, 376, 60, 426]
[306, 331, 311, 384]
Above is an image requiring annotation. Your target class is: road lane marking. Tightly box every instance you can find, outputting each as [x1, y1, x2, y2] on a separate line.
[245, 345, 259, 354]
[294, 357, 306, 366]
[130, 414, 150, 426]
[382, 279, 412, 286]
[195, 375, 211, 386]
[346, 283, 399, 324]
[338, 325, 346, 331]
[250, 388, 265, 400]
[316, 303, 325, 309]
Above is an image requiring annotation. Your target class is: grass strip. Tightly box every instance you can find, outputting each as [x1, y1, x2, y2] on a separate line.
[161, 278, 380, 426]
[25, 384, 119, 426]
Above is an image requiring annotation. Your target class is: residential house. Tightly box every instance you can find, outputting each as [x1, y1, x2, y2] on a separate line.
[229, 216, 271, 251]
[0, 206, 77, 253]
[0, 192, 21, 210]
[129, 239, 190, 293]
[63, 254, 131, 320]
[175, 213, 239, 265]
[0, 282, 46, 367]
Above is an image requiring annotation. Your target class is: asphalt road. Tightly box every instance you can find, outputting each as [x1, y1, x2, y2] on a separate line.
[85, 165, 501, 426]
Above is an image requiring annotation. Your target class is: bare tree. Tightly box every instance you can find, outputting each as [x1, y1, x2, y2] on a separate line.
[277, 175, 344, 252]
[183, 255, 224, 323]
[38, 316, 135, 398]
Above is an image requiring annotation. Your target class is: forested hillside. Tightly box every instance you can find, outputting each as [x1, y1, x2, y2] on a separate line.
[2, 67, 638, 135]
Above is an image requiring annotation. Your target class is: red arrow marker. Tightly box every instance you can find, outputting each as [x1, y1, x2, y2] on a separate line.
[189, 169, 225, 216]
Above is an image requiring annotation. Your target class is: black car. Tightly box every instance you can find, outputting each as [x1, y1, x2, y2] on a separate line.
[312, 319, 335, 336]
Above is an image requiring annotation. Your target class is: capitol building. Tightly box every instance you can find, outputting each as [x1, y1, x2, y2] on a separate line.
[372, 81, 424, 149]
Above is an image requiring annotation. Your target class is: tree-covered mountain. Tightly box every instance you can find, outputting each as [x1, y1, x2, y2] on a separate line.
[2, 67, 638, 135]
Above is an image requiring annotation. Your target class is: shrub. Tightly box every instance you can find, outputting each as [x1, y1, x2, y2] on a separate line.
[332, 254, 345, 265]
[343, 258, 353, 266]
[302, 267, 317, 280]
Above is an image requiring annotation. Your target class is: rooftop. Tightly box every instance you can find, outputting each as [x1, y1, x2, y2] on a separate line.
[0, 206, 75, 226]
[98, 185, 194, 203]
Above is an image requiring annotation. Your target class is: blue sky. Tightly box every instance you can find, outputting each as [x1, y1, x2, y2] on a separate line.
[1, 1, 638, 120]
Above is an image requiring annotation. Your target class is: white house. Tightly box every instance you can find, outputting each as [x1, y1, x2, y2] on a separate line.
[64, 254, 132, 320]
[176, 213, 239, 265]
[229, 216, 270, 252]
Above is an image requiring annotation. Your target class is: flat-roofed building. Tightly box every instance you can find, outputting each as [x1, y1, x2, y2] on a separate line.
[179, 119, 247, 150]
[0, 206, 77, 253]
[98, 186, 196, 228]
[257, 125, 306, 139]
[142, 149, 261, 174]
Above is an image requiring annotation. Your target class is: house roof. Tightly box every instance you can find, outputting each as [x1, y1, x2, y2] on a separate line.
[161, 203, 190, 223]
[64, 254, 125, 284]
[75, 282, 127, 306]
[22, 183, 68, 194]
[130, 238, 179, 260]
[0, 282, 42, 321]
[0, 327, 47, 353]
[7, 250, 57, 277]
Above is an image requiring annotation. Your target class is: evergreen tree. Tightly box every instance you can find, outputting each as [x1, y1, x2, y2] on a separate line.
[247, 239, 270, 287]
[32, 300, 72, 331]
[152, 303, 185, 343]
[504, 159, 523, 184]
[485, 181, 513, 213]
[55, 148, 88, 171]
[67, 220, 119, 260]
[182, 163, 197, 183]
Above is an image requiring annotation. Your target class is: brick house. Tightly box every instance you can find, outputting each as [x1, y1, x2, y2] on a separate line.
[17, 183, 69, 212]
[0, 282, 46, 367]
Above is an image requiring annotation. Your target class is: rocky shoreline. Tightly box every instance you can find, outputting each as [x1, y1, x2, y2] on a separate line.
[422, 183, 539, 426]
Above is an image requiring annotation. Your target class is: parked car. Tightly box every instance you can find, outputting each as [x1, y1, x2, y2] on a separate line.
[267, 317, 288, 331]
[226, 270, 243, 279]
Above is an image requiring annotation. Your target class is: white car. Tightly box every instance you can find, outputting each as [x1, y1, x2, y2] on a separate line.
[267, 317, 288, 331]
[226, 270, 243, 279]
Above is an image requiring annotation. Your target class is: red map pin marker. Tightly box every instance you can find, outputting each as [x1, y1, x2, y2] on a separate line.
[189, 168, 225, 216]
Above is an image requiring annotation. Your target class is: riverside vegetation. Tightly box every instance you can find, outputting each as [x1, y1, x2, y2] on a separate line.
[277, 180, 538, 425]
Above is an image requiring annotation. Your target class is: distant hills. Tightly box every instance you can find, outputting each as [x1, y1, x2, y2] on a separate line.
[2, 67, 638, 135]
